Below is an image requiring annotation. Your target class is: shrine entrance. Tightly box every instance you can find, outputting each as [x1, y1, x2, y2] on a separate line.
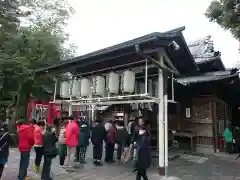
[36, 27, 199, 176]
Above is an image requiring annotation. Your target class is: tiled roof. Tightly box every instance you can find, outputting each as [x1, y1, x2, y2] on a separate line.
[177, 69, 239, 85]
[35, 26, 198, 74]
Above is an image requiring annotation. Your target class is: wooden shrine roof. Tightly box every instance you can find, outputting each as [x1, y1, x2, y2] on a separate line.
[35, 26, 198, 76]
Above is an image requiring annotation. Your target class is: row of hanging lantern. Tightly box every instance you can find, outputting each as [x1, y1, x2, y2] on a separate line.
[60, 70, 136, 99]
[31, 106, 48, 120]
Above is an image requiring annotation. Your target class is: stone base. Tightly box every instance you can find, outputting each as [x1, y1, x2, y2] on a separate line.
[151, 174, 180, 180]
[160, 177, 180, 180]
[158, 166, 165, 176]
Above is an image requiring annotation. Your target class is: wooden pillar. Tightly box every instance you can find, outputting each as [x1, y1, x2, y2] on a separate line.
[211, 101, 217, 153]
[157, 57, 165, 176]
[124, 113, 128, 127]
[224, 103, 227, 129]
[163, 74, 168, 176]
[177, 103, 181, 130]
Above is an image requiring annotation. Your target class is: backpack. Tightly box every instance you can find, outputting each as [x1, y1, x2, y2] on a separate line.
[223, 128, 233, 143]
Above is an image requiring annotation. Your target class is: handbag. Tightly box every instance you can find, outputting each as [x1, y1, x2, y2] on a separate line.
[120, 146, 132, 164]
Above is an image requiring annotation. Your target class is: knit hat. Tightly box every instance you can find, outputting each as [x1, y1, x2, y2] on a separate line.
[17, 119, 27, 125]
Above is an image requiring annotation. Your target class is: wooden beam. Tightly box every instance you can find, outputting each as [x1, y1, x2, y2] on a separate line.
[211, 101, 217, 153]
[137, 49, 180, 75]
[177, 102, 181, 130]
[150, 56, 180, 75]
[160, 49, 179, 74]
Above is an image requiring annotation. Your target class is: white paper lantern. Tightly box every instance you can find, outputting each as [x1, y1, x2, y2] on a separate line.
[80, 78, 91, 97]
[60, 81, 70, 98]
[93, 76, 105, 97]
[107, 72, 119, 94]
[71, 79, 81, 98]
[121, 70, 135, 93]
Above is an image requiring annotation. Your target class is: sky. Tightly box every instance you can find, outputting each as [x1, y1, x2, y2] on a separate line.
[66, 0, 240, 68]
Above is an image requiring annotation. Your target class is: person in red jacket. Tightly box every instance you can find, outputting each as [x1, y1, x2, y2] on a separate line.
[65, 116, 80, 168]
[17, 119, 34, 180]
[33, 120, 45, 173]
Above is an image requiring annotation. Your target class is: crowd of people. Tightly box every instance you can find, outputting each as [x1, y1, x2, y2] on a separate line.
[0, 115, 151, 180]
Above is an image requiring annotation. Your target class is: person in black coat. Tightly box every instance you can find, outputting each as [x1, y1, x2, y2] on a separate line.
[91, 119, 106, 166]
[234, 126, 240, 159]
[130, 117, 151, 177]
[115, 120, 127, 161]
[41, 125, 58, 180]
[131, 117, 140, 172]
[0, 122, 9, 179]
[134, 124, 151, 180]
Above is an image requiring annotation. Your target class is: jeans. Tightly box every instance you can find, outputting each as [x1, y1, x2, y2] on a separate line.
[136, 168, 148, 180]
[126, 134, 132, 147]
[18, 152, 30, 180]
[41, 155, 53, 180]
[105, 142, 114, 162]
[226, 142, 233, 154]
[59, 155, 66, 166]
[0, 164, 4, 179]
[116, 143, 124, 160]
[93, 143, 103, 161]
[34, 147, 43, 166]
[58, 144, 67, 166]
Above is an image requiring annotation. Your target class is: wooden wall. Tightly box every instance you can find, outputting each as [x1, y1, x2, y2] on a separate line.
[178, 95, 230, 148]
[184, 98, 213, 146]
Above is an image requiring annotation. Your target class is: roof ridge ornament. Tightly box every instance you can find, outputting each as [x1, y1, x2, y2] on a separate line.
[188, 35, 217, 59]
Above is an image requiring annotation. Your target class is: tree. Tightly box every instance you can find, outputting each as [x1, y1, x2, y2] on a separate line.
[20, 0, 74, 33]
[0, 0, 19, 45]
[0, 26, 68, 131]
[0, 0, 76, 132]
[205, 0, 240, 40]
[0, 0, 21, 120]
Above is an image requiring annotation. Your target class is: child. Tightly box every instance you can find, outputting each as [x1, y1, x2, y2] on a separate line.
[33, 120, 45, 173]
[41, 125, 58, 180]
[0, 122, 9, 179]
[58, 120, 68, 167]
